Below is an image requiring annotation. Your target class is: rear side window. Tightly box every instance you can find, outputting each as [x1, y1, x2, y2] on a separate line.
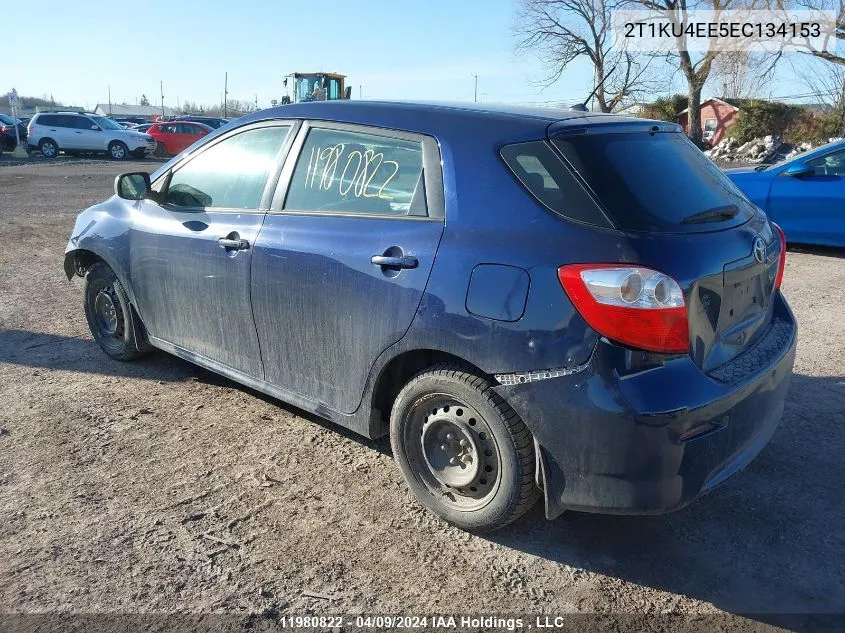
[552, 131, 753, 233]
[500, 141, 610, 227]
[284, 127, 426, 217]
[38, 115, 60, 126]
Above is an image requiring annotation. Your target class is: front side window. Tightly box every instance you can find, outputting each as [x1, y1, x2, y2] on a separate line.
[164, 125, 289, 210]
[73, 116, 97, 130]
[284, 127, 426, 216]
[90, 116, 124, 130]
[807, 150, 845, 176]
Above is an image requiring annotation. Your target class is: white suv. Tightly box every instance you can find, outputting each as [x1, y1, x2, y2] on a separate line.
[27, 112, 157, 160]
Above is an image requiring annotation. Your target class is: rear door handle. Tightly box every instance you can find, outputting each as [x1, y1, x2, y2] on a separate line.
[371, 255, 418, 269]
[218, 237, 250, 250]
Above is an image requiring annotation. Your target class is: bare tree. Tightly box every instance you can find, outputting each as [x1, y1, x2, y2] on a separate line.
[710, 51, 777, 99]
[515, 0, 655, 112]
[772, 0, 845, 65]
[632, 0, 737, 145]
[793, 53, 845, 106]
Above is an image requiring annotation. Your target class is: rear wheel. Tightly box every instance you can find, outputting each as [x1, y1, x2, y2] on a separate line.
[84, 262, 149, 361]
[39, 138, 58, 158]
[390, 363, 539, 532]
[108, 141, 128, 160]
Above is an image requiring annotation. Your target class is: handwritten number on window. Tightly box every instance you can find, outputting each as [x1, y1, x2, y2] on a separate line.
[304, 143, 400, 200]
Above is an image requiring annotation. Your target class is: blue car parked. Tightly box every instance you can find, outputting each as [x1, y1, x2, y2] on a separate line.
[726, 139, 845, 247]
[64, 101, 796, 531]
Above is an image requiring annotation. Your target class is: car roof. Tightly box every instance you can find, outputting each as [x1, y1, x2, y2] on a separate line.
[251, 100, 587, 123]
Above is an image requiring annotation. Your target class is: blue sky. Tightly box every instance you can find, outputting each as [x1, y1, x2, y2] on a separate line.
[4, 0, 827, 110]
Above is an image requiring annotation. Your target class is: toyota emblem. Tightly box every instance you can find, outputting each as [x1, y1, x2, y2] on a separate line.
[753, 237, 767, 264]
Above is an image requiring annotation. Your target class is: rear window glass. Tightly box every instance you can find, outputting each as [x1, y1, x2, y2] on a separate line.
[552, 131, 753, 232]
[500, 141, 610, 227]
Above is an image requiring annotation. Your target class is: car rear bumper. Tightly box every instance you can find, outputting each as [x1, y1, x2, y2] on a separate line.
[495, 293, 797, 519]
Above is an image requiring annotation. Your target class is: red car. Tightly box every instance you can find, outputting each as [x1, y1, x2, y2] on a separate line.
[148, 121, 212, 157]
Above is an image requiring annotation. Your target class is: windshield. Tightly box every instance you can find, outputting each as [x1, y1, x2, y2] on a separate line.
[0, 114, 17, 125]
[552, 131, 754, 233]
[90, 116, 125, 131]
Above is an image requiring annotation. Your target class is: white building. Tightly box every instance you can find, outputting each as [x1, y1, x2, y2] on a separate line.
[94, 104, 177, 119]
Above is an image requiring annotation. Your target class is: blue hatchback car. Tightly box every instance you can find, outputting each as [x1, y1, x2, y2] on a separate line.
[726, 139, 845, 247]
[64, 102, 797, 531]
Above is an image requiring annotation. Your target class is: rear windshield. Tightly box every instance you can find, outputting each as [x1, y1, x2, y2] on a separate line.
[552, 131, 753, 233]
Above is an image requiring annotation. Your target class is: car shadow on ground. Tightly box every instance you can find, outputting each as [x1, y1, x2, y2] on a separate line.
[1, 328, 842, 628]
[0, 328, 390, 454]
[788, 244, 845, 260]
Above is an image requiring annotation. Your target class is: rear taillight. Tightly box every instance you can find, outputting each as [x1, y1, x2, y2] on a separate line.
[0, 125, 8, 133]
[773, 223, 786, 291]
[558, 264, 689, 354]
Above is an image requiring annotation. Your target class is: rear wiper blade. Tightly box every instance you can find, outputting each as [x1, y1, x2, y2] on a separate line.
[681, 205, 739, 224]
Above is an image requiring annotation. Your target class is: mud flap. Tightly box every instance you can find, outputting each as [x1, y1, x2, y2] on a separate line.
[535, 439, 567, 520]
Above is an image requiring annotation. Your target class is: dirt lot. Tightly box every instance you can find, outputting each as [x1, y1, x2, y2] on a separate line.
[0, 159, 843, 632]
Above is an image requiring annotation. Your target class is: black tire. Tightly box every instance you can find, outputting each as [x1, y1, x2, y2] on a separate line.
[83, 262, 149, 361]
[390, 363, 540, 532]
[108, 141, 128, 160]
[39, 138, 58, 158]
[131, 148, 146, 159]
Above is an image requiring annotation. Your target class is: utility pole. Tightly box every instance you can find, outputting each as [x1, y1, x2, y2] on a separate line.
[160, 81, 165, 118]
[223, 72, 228, 118]
[255, 93, 258, 112]
[473, 75, 478, 103]
[108, 85, 112, 116]
[359, 85, 362, 99]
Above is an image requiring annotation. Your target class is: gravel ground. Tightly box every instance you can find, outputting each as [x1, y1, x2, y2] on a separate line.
[0, 160, 843, 632]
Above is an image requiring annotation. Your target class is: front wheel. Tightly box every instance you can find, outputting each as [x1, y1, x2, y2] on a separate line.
[108, 141, 128, 160]
[84, 262, 149, 361]
[390, 363, 540, 532]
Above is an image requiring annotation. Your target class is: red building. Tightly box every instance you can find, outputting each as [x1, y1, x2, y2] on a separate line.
[677, 98, 740, 146]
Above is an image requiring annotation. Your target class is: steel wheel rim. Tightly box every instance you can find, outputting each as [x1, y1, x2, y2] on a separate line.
[93, 285, 125, 340]
[404, 394, 501, 511]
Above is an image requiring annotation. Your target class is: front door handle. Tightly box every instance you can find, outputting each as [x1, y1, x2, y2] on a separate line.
[371, 255, 418, 269]
[218, 237, 250, 250]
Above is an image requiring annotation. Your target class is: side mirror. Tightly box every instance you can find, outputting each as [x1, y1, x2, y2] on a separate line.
[91, 125, 101, 130]
[784, 162, 815, 178]
[115, 172, 151, 200]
